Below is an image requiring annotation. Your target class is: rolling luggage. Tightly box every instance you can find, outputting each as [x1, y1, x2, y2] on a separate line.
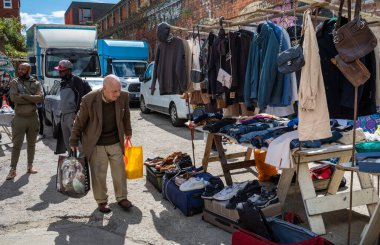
[232, 218, 333, 245]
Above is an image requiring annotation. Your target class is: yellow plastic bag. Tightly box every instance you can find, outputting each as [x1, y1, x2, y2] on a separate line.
[124, 139, 143, 179]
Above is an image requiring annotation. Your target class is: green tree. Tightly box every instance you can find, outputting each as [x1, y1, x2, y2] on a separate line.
[0, 18, 26, 58]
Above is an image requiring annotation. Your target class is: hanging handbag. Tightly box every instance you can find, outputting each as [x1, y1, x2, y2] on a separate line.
[333, 0, 377, 63]
[277, 45, 305, 74]
[331, 55, 370, 87]
[277, 6, 305, 74]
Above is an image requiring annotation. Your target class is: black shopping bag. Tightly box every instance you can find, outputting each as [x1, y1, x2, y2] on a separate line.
[56, 151, 91, 198]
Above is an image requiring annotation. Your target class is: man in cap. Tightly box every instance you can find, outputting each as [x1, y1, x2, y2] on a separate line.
[54, 60, 91, 153]
[6, 63, 43, 180]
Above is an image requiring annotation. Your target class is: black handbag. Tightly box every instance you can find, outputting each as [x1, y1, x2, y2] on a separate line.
[277, 45, 305, 74]
[277, 11, 305, 74]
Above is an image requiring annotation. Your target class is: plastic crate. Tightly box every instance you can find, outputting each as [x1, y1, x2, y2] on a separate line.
[146, 165, 164, 192]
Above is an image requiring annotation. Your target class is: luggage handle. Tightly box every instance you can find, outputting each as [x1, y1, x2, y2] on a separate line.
[215, 217, 231, 227]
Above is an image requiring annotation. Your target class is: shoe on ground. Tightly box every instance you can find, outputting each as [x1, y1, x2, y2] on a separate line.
[38, 134, 46, 140]
[179, 177, 208, 191]
[27, 166, 38, 174]
[251, 189, 279, 208]
[201, 177, 225, 199]
[213, 184, 241, 201]
[6, 169, 16, 180]
[98, 202, 111, 213]
[118, 199, 132, 211]
[246, 193, 261, 205]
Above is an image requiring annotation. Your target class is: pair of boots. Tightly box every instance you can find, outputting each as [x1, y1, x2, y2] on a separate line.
[6, 166, 38, 180]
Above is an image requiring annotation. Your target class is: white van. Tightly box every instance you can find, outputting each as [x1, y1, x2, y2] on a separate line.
[139, 62, 192, 126]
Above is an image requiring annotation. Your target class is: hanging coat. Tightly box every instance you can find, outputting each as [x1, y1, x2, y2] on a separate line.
[298, 10, 332, 141]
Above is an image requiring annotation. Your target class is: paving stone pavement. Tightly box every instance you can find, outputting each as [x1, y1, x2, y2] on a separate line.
[0, 107, 376, 244]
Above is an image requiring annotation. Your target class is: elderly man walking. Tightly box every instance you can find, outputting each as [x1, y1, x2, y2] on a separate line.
[70, 74, 132, 213]
[6, 63, 43, 180]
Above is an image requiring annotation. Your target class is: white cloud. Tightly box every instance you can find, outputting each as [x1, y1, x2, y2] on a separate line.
[51, 11, 65, 18]
[20, 11, 65, 30]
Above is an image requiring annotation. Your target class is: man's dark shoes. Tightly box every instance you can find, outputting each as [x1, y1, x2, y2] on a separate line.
[118, 199, 132, 211]
[98, 202, 111, 213]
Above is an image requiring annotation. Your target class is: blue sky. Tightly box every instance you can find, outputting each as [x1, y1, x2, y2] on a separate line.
[20, 0, 119, 29]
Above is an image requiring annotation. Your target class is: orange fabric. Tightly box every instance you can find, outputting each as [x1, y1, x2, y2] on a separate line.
[254, 149, 278, 181]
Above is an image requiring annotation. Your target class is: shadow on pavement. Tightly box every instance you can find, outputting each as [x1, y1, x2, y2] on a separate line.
[48, 206, 143, 245]
[150, 209, 230, 244]
[0, 173, 30, 201]
[27, 175, 68, 211]
[137, 109, 203, 141]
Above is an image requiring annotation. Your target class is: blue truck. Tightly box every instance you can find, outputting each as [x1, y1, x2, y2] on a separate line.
[97, 39, 149, 102]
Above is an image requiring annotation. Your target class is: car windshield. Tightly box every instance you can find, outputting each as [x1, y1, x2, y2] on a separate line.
[112, 62, 147, 78]
[45, 51, 101, 78]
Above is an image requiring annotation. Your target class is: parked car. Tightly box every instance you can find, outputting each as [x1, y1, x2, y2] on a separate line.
[139, 62, 192, 126]
[43, 79, 103, 138]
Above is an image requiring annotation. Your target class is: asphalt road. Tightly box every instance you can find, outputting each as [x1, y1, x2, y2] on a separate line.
[0, 107, 374, 244]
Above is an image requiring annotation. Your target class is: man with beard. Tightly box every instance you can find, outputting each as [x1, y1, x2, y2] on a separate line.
[55, 60, 91, 153]
[6, 63, 43, 180]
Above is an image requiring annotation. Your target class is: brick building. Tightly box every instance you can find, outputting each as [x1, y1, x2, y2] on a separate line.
[0, 0, 20, 19]
[65, 1, 115, 25]
[96, 0, 380, 60]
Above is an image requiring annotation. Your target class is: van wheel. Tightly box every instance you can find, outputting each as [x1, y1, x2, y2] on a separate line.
[44, 110, 52, 126]
[140, 96, 151, 114]
[52, 113, 59, 139]
[170, 103, 184, 127]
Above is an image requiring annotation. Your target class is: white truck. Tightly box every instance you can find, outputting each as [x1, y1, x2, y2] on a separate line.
[26, 24, 103, 93]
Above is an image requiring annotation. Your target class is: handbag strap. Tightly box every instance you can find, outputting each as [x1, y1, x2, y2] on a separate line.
[354, 0, 361, 18]
[336, 0, 345, 29]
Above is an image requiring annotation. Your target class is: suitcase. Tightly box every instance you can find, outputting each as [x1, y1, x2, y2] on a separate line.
[232, 219, 334, 245]
[205, 199, 282, 223]
[202, 209, 241, 233]
[162, 172, 214, 216]
[145, 165, 164, 192]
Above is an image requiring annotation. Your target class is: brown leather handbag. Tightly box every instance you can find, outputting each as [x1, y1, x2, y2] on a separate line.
[331, 55, 370, 87]
[333, 0, 377, 63]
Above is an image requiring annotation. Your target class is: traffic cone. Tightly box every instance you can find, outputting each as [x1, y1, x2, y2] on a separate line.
[2, 94, 8, 107]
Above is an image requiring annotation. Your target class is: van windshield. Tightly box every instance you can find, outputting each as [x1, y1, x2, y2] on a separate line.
[45, 50, 101, 78]
[112, 61, 147, 78]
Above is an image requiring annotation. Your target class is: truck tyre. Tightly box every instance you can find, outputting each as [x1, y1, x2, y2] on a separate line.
[139, 95, 151, 114]
[44, 110, 52, 126]
[169, 103, 184, 127]
[52, 113, 59, 139]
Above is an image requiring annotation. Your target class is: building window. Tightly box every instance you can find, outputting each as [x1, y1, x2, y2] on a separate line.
[79, 8, 92, 24]
[4, 0, 12, 9]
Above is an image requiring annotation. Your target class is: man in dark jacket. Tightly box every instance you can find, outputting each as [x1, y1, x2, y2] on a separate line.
[55, 60, 91, 153]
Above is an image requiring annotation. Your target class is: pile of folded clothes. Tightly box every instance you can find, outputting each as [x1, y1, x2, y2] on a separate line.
[144, 152, 192, 173]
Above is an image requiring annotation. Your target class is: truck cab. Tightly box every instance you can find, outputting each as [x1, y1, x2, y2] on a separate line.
[97, 39, 149, 103]
[26, 24, 103, 93]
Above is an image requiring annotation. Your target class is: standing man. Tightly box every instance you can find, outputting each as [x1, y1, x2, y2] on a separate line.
[70, 74, 132, 213]
[6, 63, 43, 180]
[54, 60, 91, 153]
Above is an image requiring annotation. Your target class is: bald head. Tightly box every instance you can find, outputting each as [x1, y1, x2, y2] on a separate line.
[102, 74, 121, 102]
[18, 62, 31, 79]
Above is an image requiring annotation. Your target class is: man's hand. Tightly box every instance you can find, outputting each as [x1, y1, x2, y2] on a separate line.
[70, 146, 79, 153]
